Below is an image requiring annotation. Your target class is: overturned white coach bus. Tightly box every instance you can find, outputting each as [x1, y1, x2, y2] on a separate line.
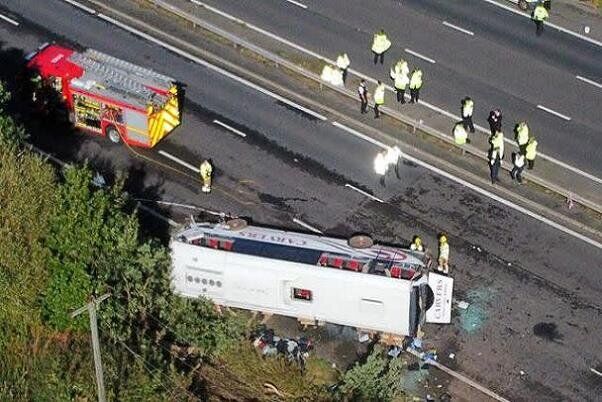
[170, 220, 453, 338]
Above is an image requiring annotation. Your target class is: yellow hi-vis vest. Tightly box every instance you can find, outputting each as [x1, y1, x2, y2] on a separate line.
[439, 242, 449, 259]
[462, 99, 474, 118]
[372, 33, 391, 54]
[453, 123, 468, 145]
[517, 123, 529, 146]
[394, 71, 409, 90]
[525, 139, 538, 160]
[374, 84, 386, 105]
[200, 161, 213, 178]
[336, 53, 350, 70]
[491, 131, 505, 158]
[533, 5, 549, 21]
[409, 70, 423, 89]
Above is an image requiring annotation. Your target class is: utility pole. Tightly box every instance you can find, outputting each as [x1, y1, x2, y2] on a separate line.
[71, 293, 111, 402]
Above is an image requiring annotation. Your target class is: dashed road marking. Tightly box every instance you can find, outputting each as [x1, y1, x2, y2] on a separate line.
[591, 367, 602, 377]
[0, 12, 19, 26]
[283, 0, 308, 9]
[95, 13, 326, 121]
[576, 75, 602, 89]
[293, 218, 323, 234]
[183, 0, 601, 186]
[345, 184, 385, 203]
[213, 119, 247, 137]
[536, 104, 571, 121]
[404, 48, 436, 64]
[158, 150, 200, 172]
[481, 0, 602, 48]
[61, 0, 97, 14]
[443, 21, 474, 36]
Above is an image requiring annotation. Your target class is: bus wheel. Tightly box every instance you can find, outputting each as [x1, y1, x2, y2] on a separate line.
[106, 125, 121, 144]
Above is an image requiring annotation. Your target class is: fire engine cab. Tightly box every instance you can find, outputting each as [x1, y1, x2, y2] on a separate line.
[26, 43, 180, 148]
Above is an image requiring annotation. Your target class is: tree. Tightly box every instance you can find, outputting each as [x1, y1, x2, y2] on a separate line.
[340, 346, 406, 401]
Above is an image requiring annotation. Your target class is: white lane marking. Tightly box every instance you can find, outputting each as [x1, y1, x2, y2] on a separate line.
[43, 4, 602, 248]
[536, 104, 572, 121]
[95, 13, 327, 121]
[443, 21, 474, 36]
[337, 123, 602, 249]
[283, 0, 308, 9]
[332, 121, 387, 148]
[576, 75, 602, 89]
[158, 150, 200, 172]
[187, 0, 602, 185]
[345, 184, 385, 203]
[213, 119, 247, 137]
[293, 218, 323, 234]
[0, 12, 19, 26]
[404, 48, 436, 64]
[480, 0, 602, 48]
[591, 367, 602, 377]
[61, 0, 97, 14]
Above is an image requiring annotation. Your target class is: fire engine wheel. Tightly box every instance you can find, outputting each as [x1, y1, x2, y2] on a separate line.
[348, 234, 374, 249]
[106, 125, 121, 144]
[518, 0, 529, 10]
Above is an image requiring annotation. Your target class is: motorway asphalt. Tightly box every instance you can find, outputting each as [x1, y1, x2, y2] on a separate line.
[0, 0, 601, 400]
[190, 0, 602, 177]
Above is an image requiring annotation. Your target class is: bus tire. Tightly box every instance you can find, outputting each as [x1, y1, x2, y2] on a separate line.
[518, 0, 529, 10]
[106, 125, 121, 144]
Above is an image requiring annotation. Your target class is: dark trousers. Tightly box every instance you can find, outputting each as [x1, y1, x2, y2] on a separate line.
[527, 159, 535, 169]
[462, 116, 475, 132]
[360, 96, 368, 114]
[490, 160, 501, 183]
[511, 165, 524, 183]
[410, 88, 420, 103]
[374, 103, 381, 118]
[535, 20, 544, 36]
[519, 144, 527, 155]
[342, 68, 348, 84]
[396, 88, 405, 103]
[373, 52, 384, 64]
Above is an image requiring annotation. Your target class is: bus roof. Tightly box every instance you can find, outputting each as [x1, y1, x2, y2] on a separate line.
[175, 222, 425, 271]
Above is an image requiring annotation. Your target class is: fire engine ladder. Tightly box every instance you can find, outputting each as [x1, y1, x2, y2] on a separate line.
[83, 49, 175, 88]
[70, 52, 157, 103]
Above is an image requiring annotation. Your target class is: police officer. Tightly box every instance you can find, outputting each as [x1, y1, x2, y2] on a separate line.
[453, 122, 468, 146]
[511, 151, 526, 184]
[336, 53, 351, 84]
[371, 29, 391, 64]
[490, 130, 505, 160]
[409, 68, 423, 103]
[532, 2, 549, 36]
[437, 234, 450, 274]
[374, 80, 386, 118]
[358, 79, 369, 114]
[390, 60, 409, 103]
[525, 136, 538, 169]
[489, 147, 501, 184]
[410, 235, 424, 252]
[515, 121, 529, 154]
[461, 97, 475, 133]
[200, 159, 213, 193]
[488, 109, 502, 135]
[374, 150, 388, 186]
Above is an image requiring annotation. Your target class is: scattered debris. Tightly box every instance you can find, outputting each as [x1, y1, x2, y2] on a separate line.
[358, 332, 370, 343]
[520, 370, 526, 376]
[253, 329, 312, 366]
[449, 353, 455, 359]
[388, 346, 402, 358]
[456, 300, 470, 310]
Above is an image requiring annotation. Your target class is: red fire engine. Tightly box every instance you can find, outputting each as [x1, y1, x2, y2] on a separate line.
[26, 43, 180, 148]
